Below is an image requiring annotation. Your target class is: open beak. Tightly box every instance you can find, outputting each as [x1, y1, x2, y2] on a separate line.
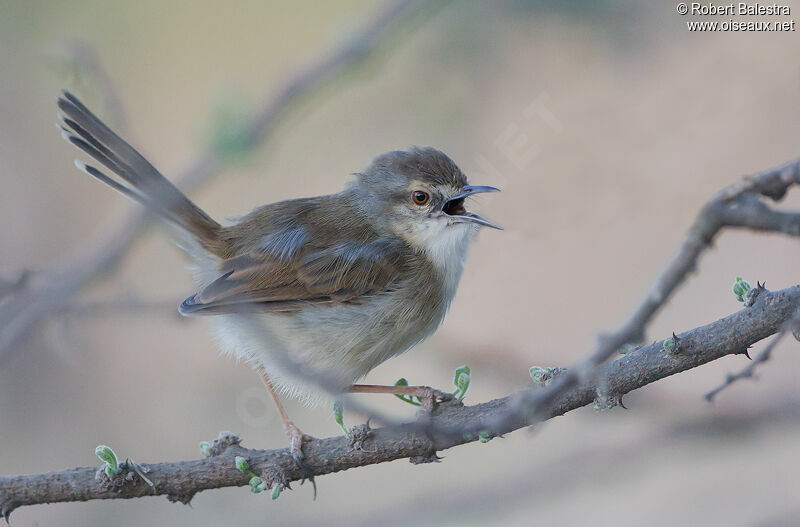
[442, 185, 502, 230]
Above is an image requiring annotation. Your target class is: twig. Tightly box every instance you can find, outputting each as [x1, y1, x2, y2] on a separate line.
[0, 0, 436, 360]
[355, 398, 800, 525]
[1, 284, 798, 518]
[460, 156, 800, 439]
[705, 315, 800, 402]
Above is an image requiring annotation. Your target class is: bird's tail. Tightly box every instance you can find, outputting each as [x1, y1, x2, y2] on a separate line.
[57, 90, 224, 256]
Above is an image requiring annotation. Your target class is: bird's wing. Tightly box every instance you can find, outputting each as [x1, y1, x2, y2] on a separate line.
[179, 200, 409, 316]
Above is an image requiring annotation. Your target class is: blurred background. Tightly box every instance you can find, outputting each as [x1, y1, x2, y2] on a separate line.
[2, 0, 800, 525]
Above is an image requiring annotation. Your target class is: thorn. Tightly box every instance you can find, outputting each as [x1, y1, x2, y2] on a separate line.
[671, 332, 682, 353]
[300, 475, 317, 501]
[410, 452, 443, 464]
[744, 281, 767, 307]
[618, 394, 628, 409]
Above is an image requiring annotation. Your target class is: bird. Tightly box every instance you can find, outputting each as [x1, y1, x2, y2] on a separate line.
[56, 90, 500, 469]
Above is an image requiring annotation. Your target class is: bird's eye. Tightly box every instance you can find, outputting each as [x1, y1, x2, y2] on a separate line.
[412, 191, 429, 205]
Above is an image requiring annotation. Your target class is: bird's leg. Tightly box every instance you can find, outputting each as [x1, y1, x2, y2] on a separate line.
[348, 383, 445, 412]
[256, 366, 315, 470]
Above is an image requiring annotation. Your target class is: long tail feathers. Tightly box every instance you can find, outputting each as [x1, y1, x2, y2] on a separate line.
[57, 90, 223, 253]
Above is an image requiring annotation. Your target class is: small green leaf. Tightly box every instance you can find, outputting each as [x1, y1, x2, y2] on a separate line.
[530, 366, 554, 384]
[235, 456, 250, 474]
[271, 483, 282, 500]
[663, 338, 675, 351]
[249, 476, 265, 494]
[462, 432, 474, 441]
[452, 365, 471, 401]
[95, 445, 119, 476]
[733, 276, 751, 302]
[199, 441, 211, 458]
[478, 430, 492, 443]
[332, 400, 349, 438]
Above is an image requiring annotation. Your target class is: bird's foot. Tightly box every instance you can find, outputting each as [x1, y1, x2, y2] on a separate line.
[408, 386, 453, 412]
[282, 421, 317, 497]
[416, 386, 437, 412]
[282, 420, 314, 466]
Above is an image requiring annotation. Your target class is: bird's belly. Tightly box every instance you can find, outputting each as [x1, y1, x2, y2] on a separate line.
[210, 292, 446, 405]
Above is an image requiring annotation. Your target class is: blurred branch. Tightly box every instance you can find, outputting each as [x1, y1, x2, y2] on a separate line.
[0, 0, 438, 361]
[704, 316, 800, 402]
[451, 155, 800, 441]
[1, 283, 799, 517]
[56, 297, 180, 317]
[355, 398, 800, 525]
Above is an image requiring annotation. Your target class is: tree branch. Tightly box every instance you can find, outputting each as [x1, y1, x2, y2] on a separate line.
[1, 284, 798, 517]
[704, 316, 800, 402]
[459, 156, 800, 438]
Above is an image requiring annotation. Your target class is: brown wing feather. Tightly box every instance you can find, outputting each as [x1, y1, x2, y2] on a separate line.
[179, 196, 410, 316]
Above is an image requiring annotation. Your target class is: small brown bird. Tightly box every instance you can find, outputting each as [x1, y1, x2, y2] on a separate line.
[57, 91, 500, 467]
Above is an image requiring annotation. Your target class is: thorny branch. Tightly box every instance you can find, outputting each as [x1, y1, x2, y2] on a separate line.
[1, 153, 799, 517]
[356, 398, 800, 525]
[454, 155, 800, 440]
[704, 315, 800, 402]
[0, 0, 437, 360]
[1, 286, 798, 516]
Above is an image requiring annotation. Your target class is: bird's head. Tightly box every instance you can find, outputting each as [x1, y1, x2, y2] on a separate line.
[351, 147, 501, 259]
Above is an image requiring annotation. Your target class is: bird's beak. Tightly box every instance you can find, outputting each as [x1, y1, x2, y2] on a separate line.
[456, 185, 501, 199]
[443, 185, 502, 230]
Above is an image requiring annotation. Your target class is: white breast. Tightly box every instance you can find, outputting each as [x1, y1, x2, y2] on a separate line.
[402, 219, 476, 300]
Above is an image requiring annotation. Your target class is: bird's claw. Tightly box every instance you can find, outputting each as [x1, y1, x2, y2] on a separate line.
[283, 421, 317, 498]
[418, 387, 452, 412]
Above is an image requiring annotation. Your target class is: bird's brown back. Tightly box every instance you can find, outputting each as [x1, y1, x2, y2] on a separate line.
[180, 193, 425, 315]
